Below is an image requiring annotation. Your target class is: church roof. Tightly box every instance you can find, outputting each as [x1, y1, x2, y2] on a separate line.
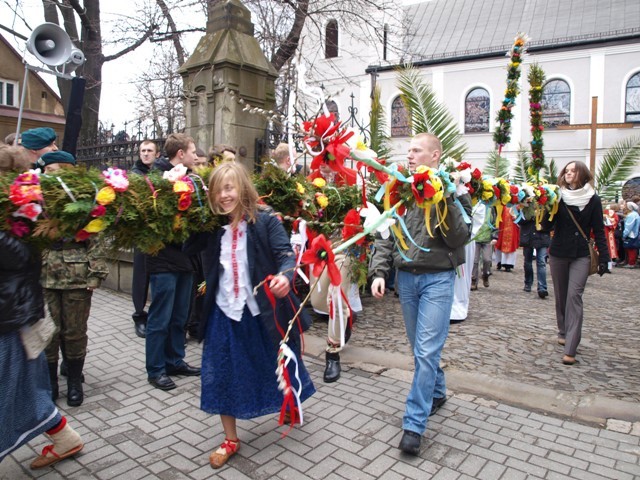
[404, 0, 640, 63]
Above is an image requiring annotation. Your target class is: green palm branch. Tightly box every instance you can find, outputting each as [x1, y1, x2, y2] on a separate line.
[396, 65, 467, 160]
[545, 158, 559, 184]
[369, 85, 392, 161]
[486, 149, 510, 179]
[596, 134, 640, 199]
[510, 144, 532, 184]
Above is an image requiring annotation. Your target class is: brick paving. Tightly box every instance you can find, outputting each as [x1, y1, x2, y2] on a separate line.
[2, 258, 640, 479]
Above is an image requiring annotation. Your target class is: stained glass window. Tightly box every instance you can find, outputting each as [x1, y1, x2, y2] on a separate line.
[325, 20, 338, 59]
[391, 96, 411, 137]
[541, 79, 571, 128]
[625, 72, 640, 122]
[465, 88, 490, 133]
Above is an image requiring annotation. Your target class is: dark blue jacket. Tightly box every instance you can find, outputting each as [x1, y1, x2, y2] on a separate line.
[184, 211, 310, 343]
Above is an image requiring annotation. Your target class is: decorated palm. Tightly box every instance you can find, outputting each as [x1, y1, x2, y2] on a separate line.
[396, 66, 467, 160]
[369, 85, 392, 162]
[595, 134, 640, 200]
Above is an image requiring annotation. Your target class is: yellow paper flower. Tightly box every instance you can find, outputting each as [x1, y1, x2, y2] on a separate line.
[84, 218, 107, 233]
[173, 180, 193, 194]
[312, 177, 326, 188]
[96, 186, 116, 205]
[296, 182, 305, 194]
[316, 193, 329, 208]
[482, 190, 494, 201]
[501, 194, 511, 205]
[415, 165, 428, 174]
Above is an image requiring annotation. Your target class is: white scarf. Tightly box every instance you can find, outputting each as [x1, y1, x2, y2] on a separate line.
[560, 183, 594, 211]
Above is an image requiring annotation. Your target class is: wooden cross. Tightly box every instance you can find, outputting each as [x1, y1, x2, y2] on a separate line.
[556, 96, 633, 175]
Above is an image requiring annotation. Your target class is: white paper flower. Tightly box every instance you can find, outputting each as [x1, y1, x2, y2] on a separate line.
[359, 202, 396, 239]
[162, 164, 188, 183]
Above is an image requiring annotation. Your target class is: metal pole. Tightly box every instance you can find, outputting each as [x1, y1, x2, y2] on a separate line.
[14, 64, 30, 145]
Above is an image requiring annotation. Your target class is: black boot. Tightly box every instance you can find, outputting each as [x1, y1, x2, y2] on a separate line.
[66, 358, 85, 407]
[60, 359, 84, 382]
[47, 362, 59, 401]
[323, 352, 341, 383]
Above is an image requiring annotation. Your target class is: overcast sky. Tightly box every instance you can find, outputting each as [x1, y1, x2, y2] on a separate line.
[0, 0, 202, 132]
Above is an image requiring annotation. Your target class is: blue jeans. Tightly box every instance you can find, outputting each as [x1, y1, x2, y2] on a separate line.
[146, 272, 194, 378]
[396, 269, 455, 435]
[523, 246, 548, 292]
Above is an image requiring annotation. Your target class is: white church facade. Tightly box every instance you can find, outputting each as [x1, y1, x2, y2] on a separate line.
[298, 0, 640, 185]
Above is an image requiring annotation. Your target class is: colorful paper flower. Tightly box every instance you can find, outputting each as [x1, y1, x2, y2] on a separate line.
[96, 186, 116, 206]
[315, 193, 329, 209]
[9, 220, 30, 237]
[312, 178, 326, 188]
[341, 209, 364, 244]
[12, 203, 43, 222]
[90, 205, 107, 217]
[162, 164, 188, 183]
[84, 218, 107, 233]
[300, 234, 341, 286]
[296, 182, 306, 194]
[103, 168, 129, 192]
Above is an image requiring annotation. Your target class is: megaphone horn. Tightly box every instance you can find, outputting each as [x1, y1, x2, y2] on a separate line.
[26, 22, 73, 67]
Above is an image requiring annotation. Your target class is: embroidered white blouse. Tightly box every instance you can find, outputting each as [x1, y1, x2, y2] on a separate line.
[216, 221, 260, 321]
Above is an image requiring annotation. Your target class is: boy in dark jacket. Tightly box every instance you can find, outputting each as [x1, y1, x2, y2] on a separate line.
[145, 133, 200, 390]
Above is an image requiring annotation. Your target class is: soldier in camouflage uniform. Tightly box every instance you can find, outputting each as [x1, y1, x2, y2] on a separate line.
[39, 151, 109, 407]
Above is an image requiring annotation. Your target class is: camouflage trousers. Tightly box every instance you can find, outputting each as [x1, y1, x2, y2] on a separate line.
[44, 288, 93, 363]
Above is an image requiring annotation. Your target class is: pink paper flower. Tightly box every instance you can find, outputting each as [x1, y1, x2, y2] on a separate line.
[103, 168, 129, 192]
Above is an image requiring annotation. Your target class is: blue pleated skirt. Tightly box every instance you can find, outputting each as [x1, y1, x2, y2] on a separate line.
[0, 331, 61, 461]
[200, 305, 315, 419]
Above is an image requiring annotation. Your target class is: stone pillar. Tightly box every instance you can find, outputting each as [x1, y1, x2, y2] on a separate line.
[177, 0, 278, 169]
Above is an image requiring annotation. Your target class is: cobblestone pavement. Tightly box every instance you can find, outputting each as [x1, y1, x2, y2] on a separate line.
[308, 258, 640, 404]
[2, 260, 640, 479]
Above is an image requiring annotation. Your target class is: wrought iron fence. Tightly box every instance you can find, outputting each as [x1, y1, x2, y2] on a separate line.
[257, 92, 371, 174]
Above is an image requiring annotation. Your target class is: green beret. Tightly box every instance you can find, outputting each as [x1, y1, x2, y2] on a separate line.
[21, 127, 57, 150]
[37, 151, 76, 168]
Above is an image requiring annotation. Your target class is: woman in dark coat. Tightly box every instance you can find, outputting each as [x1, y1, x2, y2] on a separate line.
[544, 161, 609, 365]
[0, 145, 83, 469]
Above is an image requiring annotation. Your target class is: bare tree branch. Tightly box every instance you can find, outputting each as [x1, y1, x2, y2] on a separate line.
[103, 23, 157, 63]
[155, 0, 186, 64]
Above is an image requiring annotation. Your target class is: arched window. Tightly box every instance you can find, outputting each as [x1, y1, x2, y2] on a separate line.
[625, 72, 640, 122]
[391, 96, 411, 137]
[325, 100, 340, 122]
[541, 79, 571, 127]
[464, 88, 490, 133]
[325, 20, 339, 59]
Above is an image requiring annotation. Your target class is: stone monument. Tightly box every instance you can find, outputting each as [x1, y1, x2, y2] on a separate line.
[177, 0, 278, 169]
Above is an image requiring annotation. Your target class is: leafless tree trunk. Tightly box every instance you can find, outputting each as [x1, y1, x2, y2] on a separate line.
[41, 0, 157, 143]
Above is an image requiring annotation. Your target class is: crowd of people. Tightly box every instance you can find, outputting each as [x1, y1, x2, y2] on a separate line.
[1, 125, 638, 470]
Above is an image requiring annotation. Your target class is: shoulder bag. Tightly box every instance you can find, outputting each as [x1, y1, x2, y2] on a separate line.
[565, 206, 599, 276]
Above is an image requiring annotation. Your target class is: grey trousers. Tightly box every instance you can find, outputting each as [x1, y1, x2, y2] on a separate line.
[548, 255, 590, 357]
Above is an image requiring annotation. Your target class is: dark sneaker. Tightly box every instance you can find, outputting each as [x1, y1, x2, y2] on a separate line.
[538, 290, 549, 299]
[429, 396, 447, 416]
[399, 430, 421, 455]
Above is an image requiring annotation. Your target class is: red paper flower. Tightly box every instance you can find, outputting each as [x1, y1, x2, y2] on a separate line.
[300, 234, 341, 286]
[341, 209, 364, 244]
[411, 170, 436, 204]
[457, 162, 472, 171]
[74, 229, 91, 242]
[9, 183, 43, 206]
[9, 220, 30, 237]
[177, 193, 192, 211]
[90, 205, 107, 217]
[471, 168, 482, 180]
[302, 113, 339, 139]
